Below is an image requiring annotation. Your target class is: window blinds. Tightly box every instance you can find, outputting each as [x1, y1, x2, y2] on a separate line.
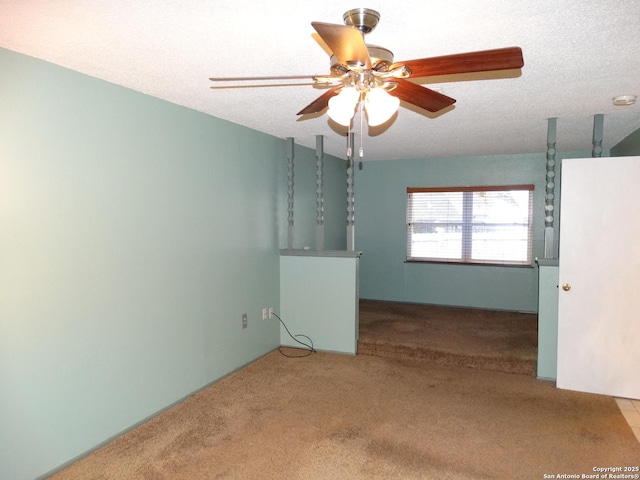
[406, 185, 534, 266]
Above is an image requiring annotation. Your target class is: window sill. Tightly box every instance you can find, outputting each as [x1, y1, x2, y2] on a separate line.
[405, 259, 535, 268]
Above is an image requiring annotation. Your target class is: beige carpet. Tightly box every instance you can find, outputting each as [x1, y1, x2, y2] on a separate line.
[51, 348, 640, 479]
[358, 299, 538, 375]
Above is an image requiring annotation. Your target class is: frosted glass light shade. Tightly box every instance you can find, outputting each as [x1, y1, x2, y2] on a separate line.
[365, 87, 400, 126]
[327, 87, 359, 126]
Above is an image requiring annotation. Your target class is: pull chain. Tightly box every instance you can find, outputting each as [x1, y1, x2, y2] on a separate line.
[359, 97, 364, 158]
[346, 116, 352, 159]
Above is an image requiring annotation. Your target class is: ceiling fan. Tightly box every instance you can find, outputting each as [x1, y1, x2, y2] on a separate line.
[210, 8, 524, 128]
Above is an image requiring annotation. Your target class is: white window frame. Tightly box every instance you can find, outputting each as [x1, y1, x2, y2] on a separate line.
[406, 185, 535, 266]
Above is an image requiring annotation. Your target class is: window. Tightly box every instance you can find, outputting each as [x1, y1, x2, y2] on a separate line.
[406, 185, 534, 266]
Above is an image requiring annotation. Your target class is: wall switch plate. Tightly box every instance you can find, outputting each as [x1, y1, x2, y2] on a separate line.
[242, 314, 247, 329]
[262, 308, 268, 320]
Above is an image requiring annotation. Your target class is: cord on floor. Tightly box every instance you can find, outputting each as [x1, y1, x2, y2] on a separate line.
[271, 311, 316, 358]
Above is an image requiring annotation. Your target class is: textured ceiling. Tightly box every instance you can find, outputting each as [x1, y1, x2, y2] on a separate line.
[1, 0, 639, 161]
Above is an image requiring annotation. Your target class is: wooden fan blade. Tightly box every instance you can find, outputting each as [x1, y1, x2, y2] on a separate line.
[390, 79, 456, 113]
[297, 87, 341, 115]
[391, 47, 524, 78]
[209, 74, 317, 82]
[311, 22, 371, 68]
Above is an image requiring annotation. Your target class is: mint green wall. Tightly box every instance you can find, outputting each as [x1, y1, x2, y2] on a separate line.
[537, 264, 559, 380]
[280, 254, 359, 354]
[354, 153, 548, 312]
[611, 127, 640, 156]
[288, 145, 348, 250]
[0, 48, 343, 480]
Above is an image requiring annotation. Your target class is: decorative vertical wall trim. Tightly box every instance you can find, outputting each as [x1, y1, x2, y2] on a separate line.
[346, 133, 356, 251]
[544, 118, 557, 258]
[592, 114, 604, 157]
[315, 135, 325, 251]
[286, 137, 295, 249]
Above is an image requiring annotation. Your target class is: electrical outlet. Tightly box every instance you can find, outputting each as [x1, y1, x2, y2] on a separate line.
[242, 313, 247, 329]
[262, 307, 268, 320]
[268, 307, 274, 318]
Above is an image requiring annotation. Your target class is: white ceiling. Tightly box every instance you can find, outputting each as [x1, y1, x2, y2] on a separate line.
[1, 0, 639, 161]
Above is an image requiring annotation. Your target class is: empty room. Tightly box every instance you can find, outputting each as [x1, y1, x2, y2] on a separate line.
[1, 2, 640, 479]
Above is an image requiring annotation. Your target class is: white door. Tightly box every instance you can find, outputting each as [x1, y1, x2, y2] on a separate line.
[557, 156, 640, 399]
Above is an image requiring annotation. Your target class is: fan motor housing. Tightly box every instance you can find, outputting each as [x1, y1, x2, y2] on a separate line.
[330, 44, 394, 74]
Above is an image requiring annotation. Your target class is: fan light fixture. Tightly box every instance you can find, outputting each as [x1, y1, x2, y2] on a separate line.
[327, 85, 400, 127]
[327, 87, 359, 126]
[365, 87, 400, 126]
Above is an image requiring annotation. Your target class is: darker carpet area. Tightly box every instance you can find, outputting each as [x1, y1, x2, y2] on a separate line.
[358, 299, 538, 375]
